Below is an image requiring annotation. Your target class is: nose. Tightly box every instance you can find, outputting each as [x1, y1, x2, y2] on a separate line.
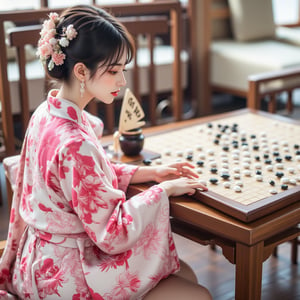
[117, 71, 127, 87]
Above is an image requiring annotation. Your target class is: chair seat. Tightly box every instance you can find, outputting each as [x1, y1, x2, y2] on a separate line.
[276, 26, 300, 46]
[211, 39, 300, 92]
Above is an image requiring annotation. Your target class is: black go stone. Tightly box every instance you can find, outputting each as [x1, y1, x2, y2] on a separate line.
[220, 173, 230, 180]
[275, 172, 284, 178]
[143, 159, 152, 166]
[284, 155, 292, 161]
[209, 178, 218, 184]
[269, 180, 275, 186]
[196, 160, 204, 167]
[210, 168, 218, 174]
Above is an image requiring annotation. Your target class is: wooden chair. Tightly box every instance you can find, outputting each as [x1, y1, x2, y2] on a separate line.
[0, 1, 183, 157]
[248, 66, 300, 113]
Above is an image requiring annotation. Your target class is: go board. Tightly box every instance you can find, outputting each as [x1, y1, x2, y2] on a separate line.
[142, 111, 300, 222]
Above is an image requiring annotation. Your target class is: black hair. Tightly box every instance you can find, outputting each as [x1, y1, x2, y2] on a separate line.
[45, 5, 135, 82]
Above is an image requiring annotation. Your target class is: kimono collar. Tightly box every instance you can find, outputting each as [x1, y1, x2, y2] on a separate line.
[47, 89, 87, 125]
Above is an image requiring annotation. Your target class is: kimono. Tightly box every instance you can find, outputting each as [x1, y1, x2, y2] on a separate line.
[0, 89, 180, 299]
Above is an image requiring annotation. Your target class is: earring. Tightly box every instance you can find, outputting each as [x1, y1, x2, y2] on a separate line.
[80, 80, 85, 98]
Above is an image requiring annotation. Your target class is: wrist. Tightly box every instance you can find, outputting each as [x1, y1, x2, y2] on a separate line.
[158, 181, 173, 197]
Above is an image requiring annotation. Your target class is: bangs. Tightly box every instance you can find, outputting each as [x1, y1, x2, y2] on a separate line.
[101, 35, 134, 70]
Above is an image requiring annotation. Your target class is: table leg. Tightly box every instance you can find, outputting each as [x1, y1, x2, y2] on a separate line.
[235, 241, 264, 300]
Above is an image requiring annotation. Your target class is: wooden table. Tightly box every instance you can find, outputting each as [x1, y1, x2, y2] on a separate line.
[104, 109, 300, 300]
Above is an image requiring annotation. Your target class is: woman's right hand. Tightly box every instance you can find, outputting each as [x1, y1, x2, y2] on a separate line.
[158, 177, 207, 197]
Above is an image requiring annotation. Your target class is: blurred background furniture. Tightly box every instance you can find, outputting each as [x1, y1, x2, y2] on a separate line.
[188, 0, 300, 116]
[0, 1, 186, 158]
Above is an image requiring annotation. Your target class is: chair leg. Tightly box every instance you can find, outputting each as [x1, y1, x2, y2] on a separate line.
[291, 237, 299, 265]
[268, 95, 276, 113]
[286, 90, 293, 113]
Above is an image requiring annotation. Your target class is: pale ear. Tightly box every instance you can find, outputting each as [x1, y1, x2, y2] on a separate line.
[73, 62, 89, 81]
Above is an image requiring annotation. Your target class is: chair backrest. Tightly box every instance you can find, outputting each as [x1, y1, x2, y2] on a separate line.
[0, 1, 182, 156]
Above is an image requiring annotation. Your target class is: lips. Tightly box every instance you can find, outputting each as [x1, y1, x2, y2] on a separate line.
[111, 90, 120, 97]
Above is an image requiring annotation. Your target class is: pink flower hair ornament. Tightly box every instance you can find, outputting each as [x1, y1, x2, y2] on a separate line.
[37, 12, 78, 71]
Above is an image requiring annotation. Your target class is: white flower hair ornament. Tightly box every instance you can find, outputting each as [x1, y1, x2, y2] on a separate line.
[37, 12, 78, 71]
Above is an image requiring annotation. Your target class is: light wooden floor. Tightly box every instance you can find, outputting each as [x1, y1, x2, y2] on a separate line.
[173, 233, 299, 300]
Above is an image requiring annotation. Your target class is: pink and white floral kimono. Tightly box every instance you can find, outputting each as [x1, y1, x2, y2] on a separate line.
[0, 90, 180, 299]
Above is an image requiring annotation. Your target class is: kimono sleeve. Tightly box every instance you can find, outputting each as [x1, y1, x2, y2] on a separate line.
[58, 139, 170, 255]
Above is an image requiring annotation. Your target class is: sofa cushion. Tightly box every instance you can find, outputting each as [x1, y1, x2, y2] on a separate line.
[228, 0, 275, 41]
[211, 40, 300, 92]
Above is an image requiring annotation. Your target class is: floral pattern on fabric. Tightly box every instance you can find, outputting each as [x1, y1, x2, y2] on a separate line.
[0, 90, 179, 299]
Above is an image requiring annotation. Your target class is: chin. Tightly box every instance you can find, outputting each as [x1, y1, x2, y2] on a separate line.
[96, 97, 114, 104]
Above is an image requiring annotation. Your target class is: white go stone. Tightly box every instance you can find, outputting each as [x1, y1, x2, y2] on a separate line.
[198, 153, 206, 160]
[243, 158, 251, 163]
[260, 132, 267, 137]
[236, 181, 243, 187]
[242, 162, 250, 169]
[209, 161, 217, 167]
[290, 179, 297, 185]
[164, 149, 172, 156]
[255, 175, 263, 182]
[233, 167, 240, 173]
[207, 149, 214, 155]
[223, 182, 231, 188]
[276, 163, 284, 169]
[196, 145, 202, 151]
[234, 174, 241, 179]
[242, 151, 251, 157]
[280, 177, 289, 184]
[288, 167, 295, 174]
[270, 189, 278, 194]
[243, 170, 251, 176]
[234, 186, 242, 192]
[254, 163, 262, 169]
[186, 148, 193, 155]
[155, 159, 162, 164]
[176, 150, 183, 157]
[196, 168, 203, 174]
[266, 165, 273, 171]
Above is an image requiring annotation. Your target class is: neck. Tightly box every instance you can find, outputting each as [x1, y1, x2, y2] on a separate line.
[56, 82, 91, 110]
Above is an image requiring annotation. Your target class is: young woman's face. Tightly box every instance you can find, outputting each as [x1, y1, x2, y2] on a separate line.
[85, 52, 127, 104]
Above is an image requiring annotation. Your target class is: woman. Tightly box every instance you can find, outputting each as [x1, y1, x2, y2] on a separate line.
[0, 5, 211, 299]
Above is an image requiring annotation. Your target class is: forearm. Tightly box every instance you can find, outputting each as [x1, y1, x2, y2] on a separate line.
[130, 166, 157, 184]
